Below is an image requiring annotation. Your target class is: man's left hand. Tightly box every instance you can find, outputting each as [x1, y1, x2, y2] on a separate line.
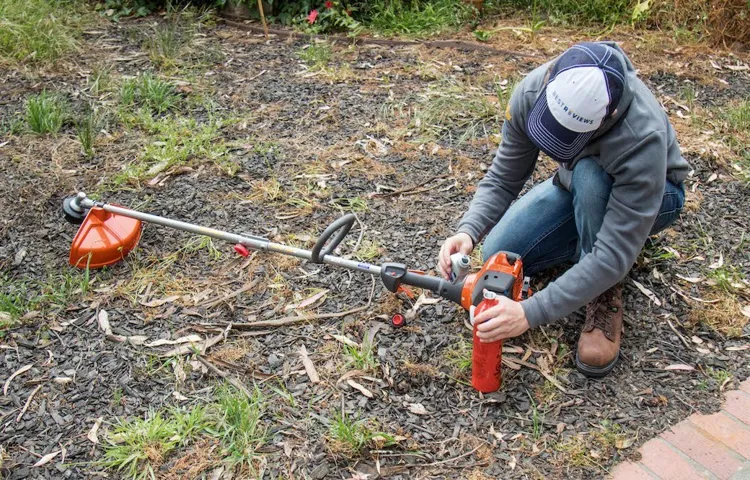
[473, 296, 530, 342]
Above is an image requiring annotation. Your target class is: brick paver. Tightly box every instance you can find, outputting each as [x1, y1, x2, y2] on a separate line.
[611, 378, 750, 480]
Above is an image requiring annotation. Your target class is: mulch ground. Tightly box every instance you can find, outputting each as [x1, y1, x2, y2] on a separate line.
[1, 13, 749, 480]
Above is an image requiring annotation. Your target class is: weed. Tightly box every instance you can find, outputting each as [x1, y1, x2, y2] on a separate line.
[332, 196, 368, 213]
[212, 384, 267, 472]
[269, 381, 296, 408]
[248, 178, 283, 203]
[77, 106, 101, 157]
[120, 73, 178, 115]
[112, 387, 124, 407]
[725, 100, 750, 133]
[443, 338, 473, 373]
[102, 411, 184, 479]
[297, 42, 332, 70]
[148, 22, 194, 69]
[363, 0, 475, 38]
[344, 338, 378, 371]
[709, 367, 731, 386]
[114, 115, 229, 184]
[706, 265, 745, 293]
[88, 65, 113, 96]
[0, 0, 91, 63]
[180, 236, 223, 261]
[355, 240, 383, 261]
[26, 91, 67, 135]
[327, 410, 393, 457]
[0, 279, 34, 326]
[555, 435, 596, 467]
[528, 393, 544, 441]
[473, 29, 492, 42]
[386, 77, 511, 144]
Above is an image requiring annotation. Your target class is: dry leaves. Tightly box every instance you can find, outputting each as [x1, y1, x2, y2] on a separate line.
[631, 279, 662, 307]
[664, 364, 695, 371]
[4, 364, 33, 395]
[347, 379, 373, 398]
[87, 417, 104, 444]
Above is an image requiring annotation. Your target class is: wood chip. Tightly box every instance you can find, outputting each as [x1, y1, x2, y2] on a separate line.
[709, 252, 724, 269]
[726, 345, 749, 352]
[347, 379, 373, 398]
[87, 417, 103, 444]
[4, 364, 33, 395]
[299, 345, 320, 384]
[161, 324, 231, 357]
[675, 274, 702, 284]
[97, 310, 112, 334]
[407, 403, 428, 415]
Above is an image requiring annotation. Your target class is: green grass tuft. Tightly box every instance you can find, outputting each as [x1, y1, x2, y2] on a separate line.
[77, 106, 101, 157]
[327, 410, 394, 457]
[363, 0, 475, 38]
[120, 73, 178, 116]
[0, 0, 91, 63]
[344, 338, 379, 371]
[297, 42, 332, 71]
[212, 384, 267, 472]
[26, 91, 67, 135]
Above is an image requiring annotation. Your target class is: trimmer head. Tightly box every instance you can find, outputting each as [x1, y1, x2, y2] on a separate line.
[69, 206, 142, 268]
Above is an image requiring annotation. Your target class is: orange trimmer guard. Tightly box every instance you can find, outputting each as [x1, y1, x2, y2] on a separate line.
[69, 206, 142, 268]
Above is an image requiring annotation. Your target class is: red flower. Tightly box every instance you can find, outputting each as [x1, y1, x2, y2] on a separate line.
[324, 1, 334, 8]
[307, 9, 318, 23]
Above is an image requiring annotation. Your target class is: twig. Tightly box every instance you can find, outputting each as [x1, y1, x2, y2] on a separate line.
[195, 355, 254, 399]
[197, 279, 260, 308]
[17, 385, 42, 422]
[371, 175, 447, 198]
[256, 0, 269, 38]
[667, 318, 692, 349]
[231, 276, 376, 329]
[417, 446, 481, 467]
[221, 20, 539, 58]
[248, 69, 267, 81]
[502, 355, 568, 394]
[160, 323, 232, 357]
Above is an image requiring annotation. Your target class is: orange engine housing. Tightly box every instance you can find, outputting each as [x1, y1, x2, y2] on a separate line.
[460, 252, 527, 310]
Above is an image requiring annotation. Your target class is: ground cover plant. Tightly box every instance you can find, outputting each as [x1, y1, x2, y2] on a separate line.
[0, 1, 748, 479]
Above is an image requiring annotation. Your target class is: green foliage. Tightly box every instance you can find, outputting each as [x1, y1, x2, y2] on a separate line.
[77, 106, 101, 157]
[297, 42, 332, 70]
[120, 73, 178, 115]
[100, 0, 164, 21]
[473, 29, 492, 41]
[327, 410, 394, 457]
[0, 0, 91, 63]
[211, 385, 267, 471]
[25, 91, 68, 135]
[486, 0, 633, 26]
[115, 114, 230, 183]
[362, 0, 475, 37]
[344, 338, 378, 370]
[725, 99, 750, 133]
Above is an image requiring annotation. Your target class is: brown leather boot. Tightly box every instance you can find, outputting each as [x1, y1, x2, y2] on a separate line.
[575, 283, 623, 377]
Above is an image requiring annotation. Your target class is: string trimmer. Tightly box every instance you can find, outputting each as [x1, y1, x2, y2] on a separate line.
[63, 192, 532, 391]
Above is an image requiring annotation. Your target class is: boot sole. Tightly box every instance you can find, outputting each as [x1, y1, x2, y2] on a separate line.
[575, 351, 619, 378]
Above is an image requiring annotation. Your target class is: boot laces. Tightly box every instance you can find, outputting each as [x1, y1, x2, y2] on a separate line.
[588, 291, 617, 334]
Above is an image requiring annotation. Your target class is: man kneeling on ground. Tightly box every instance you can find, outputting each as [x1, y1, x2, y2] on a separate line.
[438, 42, 689, 377]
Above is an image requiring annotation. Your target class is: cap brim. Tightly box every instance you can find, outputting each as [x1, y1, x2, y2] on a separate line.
[526, 86, 596, 163]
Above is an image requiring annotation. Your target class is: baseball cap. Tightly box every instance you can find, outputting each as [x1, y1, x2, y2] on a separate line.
[526, 42, 625, 163]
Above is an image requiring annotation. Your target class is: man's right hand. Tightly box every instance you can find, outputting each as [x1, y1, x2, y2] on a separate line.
[438, 233, 474, 280]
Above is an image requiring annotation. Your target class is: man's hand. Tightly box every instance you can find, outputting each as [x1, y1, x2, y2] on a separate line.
[438, 233, 474, 280]
[473, 296, 530, 342]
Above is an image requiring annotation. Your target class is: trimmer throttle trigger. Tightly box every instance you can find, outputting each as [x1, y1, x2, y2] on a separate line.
[522, 276, 531, 300]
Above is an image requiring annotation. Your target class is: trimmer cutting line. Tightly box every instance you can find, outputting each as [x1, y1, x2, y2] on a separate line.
[63, 192, 531, 390]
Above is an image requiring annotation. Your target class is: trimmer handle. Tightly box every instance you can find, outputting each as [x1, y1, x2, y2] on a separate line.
[311, 214, 356, 263]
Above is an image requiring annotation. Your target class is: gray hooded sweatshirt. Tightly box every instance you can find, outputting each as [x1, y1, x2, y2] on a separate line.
[457, 42, 690, 328]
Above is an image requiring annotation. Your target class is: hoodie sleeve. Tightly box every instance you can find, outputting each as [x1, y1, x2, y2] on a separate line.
[456, 90, 540, 244]
[520, 130, 668, 327]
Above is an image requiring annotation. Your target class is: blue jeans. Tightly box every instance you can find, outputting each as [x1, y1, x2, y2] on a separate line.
[483, 157, 685, 276]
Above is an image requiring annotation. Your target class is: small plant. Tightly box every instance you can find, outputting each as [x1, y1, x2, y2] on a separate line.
[344, 338, 378, 370]
[89, 65, 113, 96]
[332, 196, 368, 212]
[148, 22, 194, 69]
[213, 384, 267, 472]
[327, 410, 393, 457]
[297, 42, 332, 70]
[725, 99, 750, 133]
[120, 73, 178, 115]
[709, 368, 731, 387]
[528, 393, 544, 441]
[355, 240, 383, 261]
[26, 91, 67, 135]
[364, 0, 475, 38]
[473, 29, 492, 42]
[77, 106, 101, 157]
[301, 1, 363, 34]
[180, 236, 223, 261]
[706, 265, 745, 293]
[443, 338, 472, 373]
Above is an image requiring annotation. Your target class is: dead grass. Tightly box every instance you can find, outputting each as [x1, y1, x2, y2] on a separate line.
[401, 359, 440, 377]
[689, 295, 748, 338]
[162, 438, 221, 480]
